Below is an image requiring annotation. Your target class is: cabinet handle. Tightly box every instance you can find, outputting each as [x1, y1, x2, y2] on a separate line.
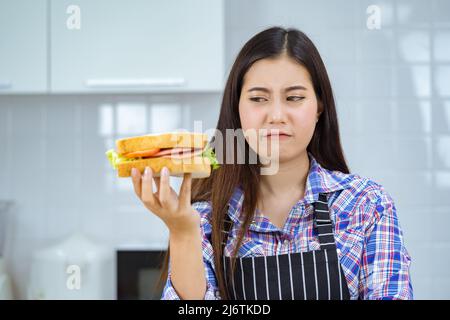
[0, 81, 12, 89]
[84, 78, 186, 88]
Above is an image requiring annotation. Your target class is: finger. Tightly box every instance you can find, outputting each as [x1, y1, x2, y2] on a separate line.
[153, 174, 160, 199]
[158, 167, 175, 210]
[141, 166, 159, 209]
[131, 168, 142, 198]
[179, 173, 192, 207]
[153, 176, 161, 192]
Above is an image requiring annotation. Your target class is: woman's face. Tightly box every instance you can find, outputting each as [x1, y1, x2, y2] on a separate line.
[238, 53, 322, 164]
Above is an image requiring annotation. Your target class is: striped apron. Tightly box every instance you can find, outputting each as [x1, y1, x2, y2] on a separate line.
[222, 193, 351, 300]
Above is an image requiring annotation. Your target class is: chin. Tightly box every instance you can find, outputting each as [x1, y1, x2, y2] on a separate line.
[258, 152, 293, 164]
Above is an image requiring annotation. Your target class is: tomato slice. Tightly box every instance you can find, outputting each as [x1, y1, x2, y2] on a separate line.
[123, 148, 161, 159]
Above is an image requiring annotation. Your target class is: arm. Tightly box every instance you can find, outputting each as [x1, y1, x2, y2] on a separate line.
[161, 256, 219, 300]
[167, 229, 208, 299]
[359, 187, 413, 300]
[129, 167, 220, 300]
[161, 201, 221, 300]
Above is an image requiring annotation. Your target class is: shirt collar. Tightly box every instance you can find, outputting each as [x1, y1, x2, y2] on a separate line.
[227, 152, 353, 225]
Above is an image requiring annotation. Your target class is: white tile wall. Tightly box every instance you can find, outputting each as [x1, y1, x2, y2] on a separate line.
[0, 94, 221, 299]
[0, 0, 449, 300]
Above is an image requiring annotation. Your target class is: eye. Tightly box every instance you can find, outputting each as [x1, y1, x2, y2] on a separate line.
[249, 97, 267, 102]
[287, 96, 305, 101]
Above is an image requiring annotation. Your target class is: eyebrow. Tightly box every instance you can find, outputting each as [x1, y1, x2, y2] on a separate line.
[247, 85, 307, 93]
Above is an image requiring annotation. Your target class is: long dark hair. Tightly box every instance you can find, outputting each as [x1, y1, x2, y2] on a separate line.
[159, 26, 349, 299]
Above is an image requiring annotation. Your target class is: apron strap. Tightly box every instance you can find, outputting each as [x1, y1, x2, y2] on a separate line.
[313, 193, 337, 250]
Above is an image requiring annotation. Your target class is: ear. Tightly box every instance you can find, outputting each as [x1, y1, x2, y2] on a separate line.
[316, 101, 324, 122]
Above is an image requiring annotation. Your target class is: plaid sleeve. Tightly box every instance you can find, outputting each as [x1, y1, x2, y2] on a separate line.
[161, 263, 219, 300]
[161, 201, 221, 300]
[359, 187, 413, 300]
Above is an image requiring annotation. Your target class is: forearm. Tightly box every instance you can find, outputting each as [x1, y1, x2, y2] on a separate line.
[169, 228, 207, 300]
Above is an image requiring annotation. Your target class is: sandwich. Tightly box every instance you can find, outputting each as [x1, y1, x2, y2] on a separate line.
[106, 132, 219, 178]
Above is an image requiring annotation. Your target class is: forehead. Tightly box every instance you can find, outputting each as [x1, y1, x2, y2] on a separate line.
[242, 54, 312, 88]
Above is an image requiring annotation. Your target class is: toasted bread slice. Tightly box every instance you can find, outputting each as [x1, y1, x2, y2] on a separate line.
[117, 156, 211, 178]
[116, 132, 208, 155]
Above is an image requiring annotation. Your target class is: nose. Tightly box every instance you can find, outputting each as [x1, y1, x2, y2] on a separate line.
[267, 101, 287, 124]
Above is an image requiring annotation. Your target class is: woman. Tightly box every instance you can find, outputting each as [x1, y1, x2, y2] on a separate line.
[130, 26, 413, 300]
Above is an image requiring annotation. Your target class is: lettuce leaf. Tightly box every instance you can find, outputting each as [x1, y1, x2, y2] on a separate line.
[105, 149, 138, 170]
[201, 145, 220, 170]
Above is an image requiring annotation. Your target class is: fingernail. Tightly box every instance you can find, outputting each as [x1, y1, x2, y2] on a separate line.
[162, 167, 169, 176]
[131, 168, 138, 176]
[144, 167, 150, 176]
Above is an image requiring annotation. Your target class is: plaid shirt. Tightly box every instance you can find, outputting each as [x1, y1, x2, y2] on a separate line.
[162, 152, 413, 300]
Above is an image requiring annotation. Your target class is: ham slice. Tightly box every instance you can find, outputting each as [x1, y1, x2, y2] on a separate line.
[123, 147, 203, 159]
[161, 148, 203, 159]
[152, 147, 193, 157]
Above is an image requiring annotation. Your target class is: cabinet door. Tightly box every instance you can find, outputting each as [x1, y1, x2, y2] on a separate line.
[0, 0, 48, 94]
[50, 0, 224, 93]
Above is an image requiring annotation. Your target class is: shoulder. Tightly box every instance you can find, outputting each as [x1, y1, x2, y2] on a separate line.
[328, 170, 397, 231]
[329, 168, 394, 207]
[347, 173, 394, 210]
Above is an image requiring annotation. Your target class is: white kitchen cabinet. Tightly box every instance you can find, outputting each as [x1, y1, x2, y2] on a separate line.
[50, 0, 225, 93]
[0, 0, 48, 94]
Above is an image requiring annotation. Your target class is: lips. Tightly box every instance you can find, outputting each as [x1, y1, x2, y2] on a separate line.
[262, 130, 292, 137]
[267, 133, 291, 137]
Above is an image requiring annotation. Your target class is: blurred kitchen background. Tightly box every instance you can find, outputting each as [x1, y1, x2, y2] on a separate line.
[0, 0, 449, 300]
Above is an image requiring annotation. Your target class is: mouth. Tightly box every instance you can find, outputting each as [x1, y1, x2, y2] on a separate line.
[263, 130, 292, 140]
[262, 130, 293, 138]
[266, 133, 291, 137]
[266, 134, 292, 140]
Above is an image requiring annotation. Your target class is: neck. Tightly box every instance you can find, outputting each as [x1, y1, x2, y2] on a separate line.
[258, 151, 311, 198]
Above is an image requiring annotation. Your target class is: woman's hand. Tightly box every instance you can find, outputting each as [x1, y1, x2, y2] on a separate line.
[130, 166, 200, 236]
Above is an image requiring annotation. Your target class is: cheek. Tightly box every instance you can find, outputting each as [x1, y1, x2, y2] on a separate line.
[239, 103, 264, 131]
[289, 103, 318, 149]
[239, 103, 265, 152]
[291, 111, 315, 132]
[292, 101, 318, 131]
